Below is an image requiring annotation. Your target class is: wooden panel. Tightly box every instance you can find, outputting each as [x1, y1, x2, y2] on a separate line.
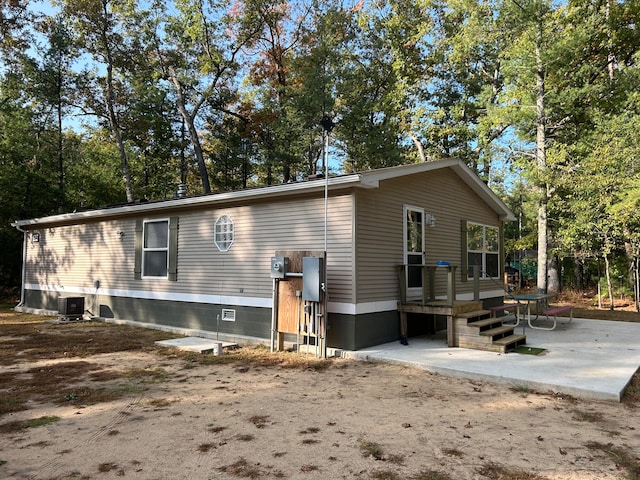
[275, 250, 325, 334]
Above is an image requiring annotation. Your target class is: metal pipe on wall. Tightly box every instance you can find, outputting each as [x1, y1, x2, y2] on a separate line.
[270, 278, 277, 352]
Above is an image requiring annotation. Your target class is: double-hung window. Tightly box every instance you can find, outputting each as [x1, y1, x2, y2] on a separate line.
[466, 222, 500, 279]
[135, 217, 178, 281]
[143, 219, 169, 278]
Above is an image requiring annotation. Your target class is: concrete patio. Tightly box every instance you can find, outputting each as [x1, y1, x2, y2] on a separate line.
[342, 316, 640, 402]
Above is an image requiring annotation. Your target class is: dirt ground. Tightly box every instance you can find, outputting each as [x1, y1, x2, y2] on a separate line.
[1, 306, 640, 480]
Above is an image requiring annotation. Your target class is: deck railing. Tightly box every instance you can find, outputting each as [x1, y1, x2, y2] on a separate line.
[397, 264, 483, 306]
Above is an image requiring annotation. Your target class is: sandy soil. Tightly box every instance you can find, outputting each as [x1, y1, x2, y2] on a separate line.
[1, 342, 639, 480]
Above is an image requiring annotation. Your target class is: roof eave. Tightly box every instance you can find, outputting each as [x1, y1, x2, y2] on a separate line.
[11, 174, 364, 228]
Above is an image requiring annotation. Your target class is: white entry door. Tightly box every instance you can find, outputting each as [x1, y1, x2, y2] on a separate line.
[404, 205, 425, 298]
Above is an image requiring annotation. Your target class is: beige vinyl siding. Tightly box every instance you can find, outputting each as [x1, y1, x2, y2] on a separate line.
[175, 193, 353, 302]
[26, 193, 355, 304]
[25, 219, 135, 289]
[355, 168, 503, 303]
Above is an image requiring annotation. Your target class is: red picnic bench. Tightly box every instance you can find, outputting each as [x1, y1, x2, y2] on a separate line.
[535, 304, 574, 330]
[487, 303, 521, 326]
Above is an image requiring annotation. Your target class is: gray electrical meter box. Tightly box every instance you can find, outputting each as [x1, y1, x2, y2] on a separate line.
[270, 256, 289, 279]
[302, 256, 324, 302]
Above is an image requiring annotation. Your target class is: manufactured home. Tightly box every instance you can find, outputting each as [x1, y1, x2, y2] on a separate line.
[12, 159, 516, 351]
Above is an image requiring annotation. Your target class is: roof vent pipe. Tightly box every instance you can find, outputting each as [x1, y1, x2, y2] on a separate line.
[176, 183, 187, 198]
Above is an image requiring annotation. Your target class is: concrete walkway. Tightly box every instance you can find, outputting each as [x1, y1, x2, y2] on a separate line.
[342, 317, 640, 402]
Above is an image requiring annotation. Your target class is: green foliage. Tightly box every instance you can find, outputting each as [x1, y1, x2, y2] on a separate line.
[0, 0, 638, 298]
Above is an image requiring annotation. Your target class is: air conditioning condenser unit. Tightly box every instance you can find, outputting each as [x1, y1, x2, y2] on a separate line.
[58, 296, 85, 320]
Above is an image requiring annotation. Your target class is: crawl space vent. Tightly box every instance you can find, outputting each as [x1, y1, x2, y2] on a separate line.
[221, 309, 236, 322]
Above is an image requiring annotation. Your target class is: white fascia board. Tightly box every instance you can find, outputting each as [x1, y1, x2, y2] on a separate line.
[11, 174, 364, 228]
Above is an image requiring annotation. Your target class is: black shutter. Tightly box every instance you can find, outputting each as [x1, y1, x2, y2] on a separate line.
[460, 220, 468, 282]
[168, 217, 179, 281]
[134, 220, 143, 280]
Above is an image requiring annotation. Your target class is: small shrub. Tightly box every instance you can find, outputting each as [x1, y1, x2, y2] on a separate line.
[360, 441, 385, 460]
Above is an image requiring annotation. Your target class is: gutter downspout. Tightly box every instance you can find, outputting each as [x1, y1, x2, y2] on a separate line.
[12, 224, 28, 309]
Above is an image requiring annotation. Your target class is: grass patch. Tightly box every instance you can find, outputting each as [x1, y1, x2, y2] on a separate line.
[236, 434, 255, 442]
[585, 442, 640, 480]
[198, 443, 217, 453]
[124, 366, 172, 383]
[442, 447, 464, 458]
[360, 441, 386, 460]
[0, 357, 152, 415]
[410, 471, 454, 480]
[476, 462, 549, 479]
[623, 368, 640, 404]
[57, 385, 142, 406]
[0, 314, 177, 366]
[509, 385, 535, 394]
[300, 464, 318, 472]
[371, 471, 400, 480]
[0, 415, 61, 434]
[572, 409, 605, 423]
[218, 458, 263, 479]
[299, 426, 321, 434]
[148, 398, 176, 408]
[248, 414, 270, 429]
[98, 462, 122, 474]
[182, 345, 333, 371]
[387, 453, 405, 465]
[0, 394, 28, 416]
[23, 415, 60, 428]
[513, 346, 547, 356]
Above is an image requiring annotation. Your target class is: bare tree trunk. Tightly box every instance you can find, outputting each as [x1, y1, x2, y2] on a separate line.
[535, 22, 548, 295]
[409, 132, 426, 162]
[106, 64, 134, 203]
[57, 73, 64, 212]
[100, 12, 134, 203]
[606, 0, 615, 83]
[171, 75, 211, 195]
[548, 255, 560, 293]
[633, 255, 640, 312]
[603, 250, 614, 311]
[574, 256, 584, 291]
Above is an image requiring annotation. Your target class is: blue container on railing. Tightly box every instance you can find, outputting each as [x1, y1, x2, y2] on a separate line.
[436, 261, 450, 266]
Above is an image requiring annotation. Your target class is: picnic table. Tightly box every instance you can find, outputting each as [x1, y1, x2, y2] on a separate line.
[512, 293, 557, 331]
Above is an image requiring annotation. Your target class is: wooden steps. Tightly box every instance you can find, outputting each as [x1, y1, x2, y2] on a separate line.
[396, 300, 527, 353]
[454, 306, 526, 353]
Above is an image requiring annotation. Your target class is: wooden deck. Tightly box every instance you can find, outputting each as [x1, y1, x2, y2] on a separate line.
[398, 300, 482, 347]
[397, 264, 525, 352]
[398, 300, 526, 353]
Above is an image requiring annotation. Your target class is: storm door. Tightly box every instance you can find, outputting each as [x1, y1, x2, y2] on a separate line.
[404, 205, 425, 297]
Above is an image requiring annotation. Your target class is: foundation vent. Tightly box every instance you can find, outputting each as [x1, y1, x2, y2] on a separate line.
[222, 309, 236, 322]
